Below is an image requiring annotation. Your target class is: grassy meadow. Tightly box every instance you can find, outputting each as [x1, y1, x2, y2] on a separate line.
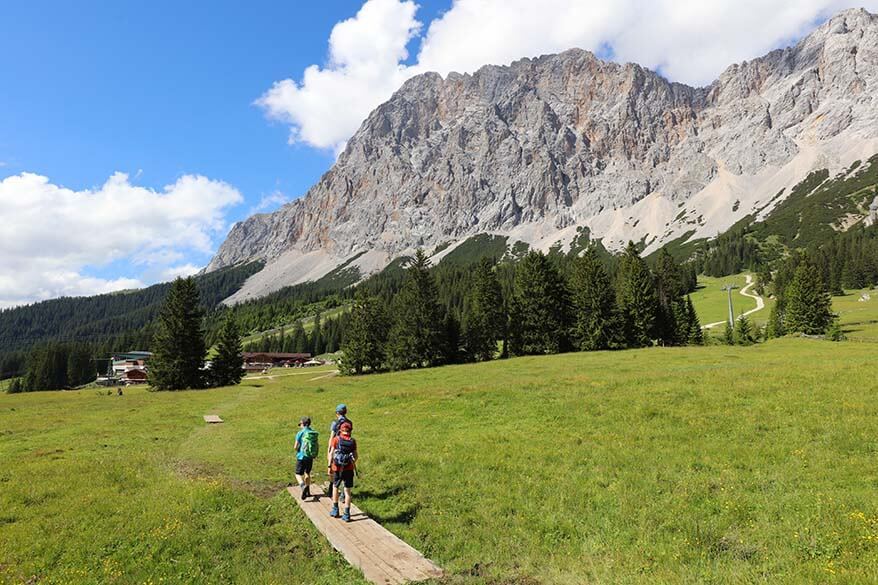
[833, 288, 878, 341]
[688, 273, 774, 329]
[2, 340, 878, 584]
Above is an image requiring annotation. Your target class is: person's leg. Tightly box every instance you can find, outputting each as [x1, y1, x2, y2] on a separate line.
[329, 471, 340, 517]
[302, 459, 313, 498]
[341, 471, 354, 522]
[294, 459, 306, 490]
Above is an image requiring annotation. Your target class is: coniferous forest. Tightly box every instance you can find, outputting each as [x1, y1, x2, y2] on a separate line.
[7, 215, 878, 389]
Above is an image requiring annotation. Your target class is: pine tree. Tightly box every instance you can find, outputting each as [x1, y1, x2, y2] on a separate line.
[7, 378, 22, 393]
[827, 318, 846, 342]
[653, 248, 687, 344]
[508, 251, 571, 355]
[66, 344, 94, 387]
[686, 296, 704, 345]
[291, 322, 308, 353]
[387, 250, 446, 370]
[311, 313, 323, 356]
[340, 294, 390, 375]
[464, 258, 506, 361]
[723, 321, 735, 346]
[443, 312, 462, 364]
[210, 315, 244, 387]
[616, 242, 659, 348]
[570, 247, 620, 351]
[784, 262, 834, 335]
[734, 314, 754, 345]
[149, 277, 207, 390]
[766, 302, 786, 338]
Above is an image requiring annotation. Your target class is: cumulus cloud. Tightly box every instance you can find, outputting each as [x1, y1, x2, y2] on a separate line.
[256, 0, 421, 149]
[259, 0, 878, 152]
[250, 190, 290, 214]
[0, 172, 242, 307]
[158, 263, 202, 281]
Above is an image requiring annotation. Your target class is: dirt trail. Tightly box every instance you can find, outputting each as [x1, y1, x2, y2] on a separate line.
[703, 274, 766, 329]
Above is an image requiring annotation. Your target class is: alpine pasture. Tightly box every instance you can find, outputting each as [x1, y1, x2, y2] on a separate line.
[2, 340, 878, 584]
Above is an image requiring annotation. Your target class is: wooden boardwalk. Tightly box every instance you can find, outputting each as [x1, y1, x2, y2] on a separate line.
[203, 414, 223, 423]
[287, 484, 443, 584]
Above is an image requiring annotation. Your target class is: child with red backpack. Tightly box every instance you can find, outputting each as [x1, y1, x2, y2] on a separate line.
[327, 421, 357, 522]
[294, 416, 319, 501]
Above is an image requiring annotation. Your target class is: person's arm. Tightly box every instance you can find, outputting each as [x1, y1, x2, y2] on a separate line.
[294, 430, 301, 453]
[327, 438, 335, 470]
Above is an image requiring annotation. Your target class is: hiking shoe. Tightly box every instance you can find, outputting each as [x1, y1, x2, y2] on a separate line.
[342, 508, 351, 522]
[301, 485, 310, 500]
[329, 505, 340, 518]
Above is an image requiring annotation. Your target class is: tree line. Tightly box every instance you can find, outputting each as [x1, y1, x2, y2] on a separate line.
[340, 244, 702, 375]
[245, 312, 349, 356]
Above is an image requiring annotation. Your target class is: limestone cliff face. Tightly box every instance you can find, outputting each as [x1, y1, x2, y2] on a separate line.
[209, 8, 878, 301]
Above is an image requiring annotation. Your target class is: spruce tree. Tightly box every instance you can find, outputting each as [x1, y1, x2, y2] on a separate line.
[210, 315, 244, 387]
[570, 247, 620, 351]
[723, 321, 735, 345]
[616, 242, 659, 348]
[686, 296, 704, 345]
[291, 322, 308, 353]
[508, 251, 571, 355]
[443, 312, 462, 364]
[464, 258, 506, 361]
[734, 314, 754, 345]
[340, 294, 390, 375]
[387, 250, 446, 370]
[66, 344, 94, 387]
[653, 248, 687, 344]
[784, 262, 834, 335]
[149, 277, 207, 390]
[766, 303, 786, 338]
[311, 313, 323, 356]
[7, 378, 22, 394]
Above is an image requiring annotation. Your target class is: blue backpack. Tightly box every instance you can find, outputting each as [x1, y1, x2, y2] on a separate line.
[333, 436, 356, 468]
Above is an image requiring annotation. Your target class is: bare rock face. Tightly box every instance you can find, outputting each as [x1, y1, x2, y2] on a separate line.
[209, 8, 878, 300]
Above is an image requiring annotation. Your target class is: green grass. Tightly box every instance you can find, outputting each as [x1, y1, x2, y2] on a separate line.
[439, 234, 509, 266]
[689, 273, 769, 326]
[241, 304, 351, 346]
[833, 288, 878, 341]
[3, 341, 878, 583]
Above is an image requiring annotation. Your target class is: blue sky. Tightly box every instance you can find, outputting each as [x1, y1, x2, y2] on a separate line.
[0, 1, 450, 305]
[1, 0, 871, 306]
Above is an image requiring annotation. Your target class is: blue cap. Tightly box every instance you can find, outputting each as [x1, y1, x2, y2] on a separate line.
[336, 403, 347, 414]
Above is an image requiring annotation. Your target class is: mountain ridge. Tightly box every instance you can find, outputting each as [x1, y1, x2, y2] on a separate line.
[210, 7, 878, 303]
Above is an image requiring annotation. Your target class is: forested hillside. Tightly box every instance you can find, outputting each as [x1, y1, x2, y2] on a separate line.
[0, 262, 262, 379]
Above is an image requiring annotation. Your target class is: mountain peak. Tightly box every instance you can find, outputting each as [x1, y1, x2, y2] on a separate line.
[209, 8, 878, 303]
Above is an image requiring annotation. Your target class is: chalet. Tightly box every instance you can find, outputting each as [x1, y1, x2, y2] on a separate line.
[107, 351, 152, 384]
[242, 352, 311, 371]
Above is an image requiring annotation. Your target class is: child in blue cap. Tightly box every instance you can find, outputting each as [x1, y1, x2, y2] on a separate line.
[327, 404, 352, 502]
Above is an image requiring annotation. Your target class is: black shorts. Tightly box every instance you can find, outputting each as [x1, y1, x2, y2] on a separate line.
[333, 469, 354, 489]
[295, 457, 313, 475]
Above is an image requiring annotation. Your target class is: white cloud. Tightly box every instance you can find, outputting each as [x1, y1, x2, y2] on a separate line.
[260, 0, 878, 152]
[0, 172, 242, 307]
[159, 263, 202, 281]
[251, 190, 290, 214]
[256, 0, 421, 149]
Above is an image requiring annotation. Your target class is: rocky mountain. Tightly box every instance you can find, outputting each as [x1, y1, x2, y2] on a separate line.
[210, 8, 878, 303]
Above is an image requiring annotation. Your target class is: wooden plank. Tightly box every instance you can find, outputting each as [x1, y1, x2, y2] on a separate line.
[287, 484, 443, 584]
[203, 414, 223, 423]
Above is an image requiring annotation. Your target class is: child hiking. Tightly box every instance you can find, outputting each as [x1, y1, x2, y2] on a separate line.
[294, 416, 319, 501]
[328, 421, 357, 522]
[327, 403, 352, 502]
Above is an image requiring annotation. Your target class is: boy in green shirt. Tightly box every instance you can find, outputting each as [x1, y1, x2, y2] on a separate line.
[294, 417, 319, 500]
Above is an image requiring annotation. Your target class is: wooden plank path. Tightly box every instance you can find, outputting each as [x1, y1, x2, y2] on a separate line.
[202, 414, 223, 423]
[287, 484, 443, 584]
